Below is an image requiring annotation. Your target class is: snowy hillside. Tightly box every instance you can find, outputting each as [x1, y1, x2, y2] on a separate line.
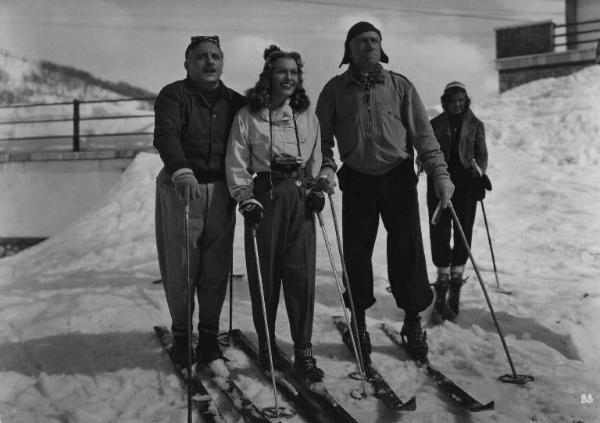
[474, 66, 600, 165]
[0, 50, 154, 151]
[0, 66, 599, 422]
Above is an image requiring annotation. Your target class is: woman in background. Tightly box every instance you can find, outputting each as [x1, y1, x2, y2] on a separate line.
[427, 81, 489, 324]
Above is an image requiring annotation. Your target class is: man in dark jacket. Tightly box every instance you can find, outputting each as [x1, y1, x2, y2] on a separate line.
[316, 22, 454, 362]
[154, 35, 245, 366]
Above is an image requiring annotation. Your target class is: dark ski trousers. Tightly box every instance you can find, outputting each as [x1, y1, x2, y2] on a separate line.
[155, 168, 235, 338]
[426, 175, 477, 268]
[244, 176, 316, 350]
[339, 162, 433, 313]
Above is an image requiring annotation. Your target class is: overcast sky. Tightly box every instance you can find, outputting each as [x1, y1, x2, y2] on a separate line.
[0, 0, 564, 106]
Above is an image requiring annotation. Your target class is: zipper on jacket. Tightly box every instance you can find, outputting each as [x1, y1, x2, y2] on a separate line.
[364, 89, 373, 131]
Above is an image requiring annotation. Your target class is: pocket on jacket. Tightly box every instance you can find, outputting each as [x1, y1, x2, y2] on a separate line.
[388, 110, 402, 122]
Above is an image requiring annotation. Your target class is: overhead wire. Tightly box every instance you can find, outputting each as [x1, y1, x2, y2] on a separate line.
[271, 0, 562, 22]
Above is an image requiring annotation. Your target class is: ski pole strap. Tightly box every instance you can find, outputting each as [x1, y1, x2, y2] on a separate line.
[431, 201, 443, 225]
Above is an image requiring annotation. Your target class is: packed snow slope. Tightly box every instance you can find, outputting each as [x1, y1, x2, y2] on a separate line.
[0, 67, 599, 423]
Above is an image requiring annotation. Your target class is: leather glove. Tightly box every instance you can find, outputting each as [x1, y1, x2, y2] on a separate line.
[239, 199, 263, 228]
[434, 176, 455, 208]
[306, 190, 325, 213]
[316, 167, 336, 194]
[172, 168, 201, 204]
[471, 174, 492, 201]
[470, 158, 483, 178]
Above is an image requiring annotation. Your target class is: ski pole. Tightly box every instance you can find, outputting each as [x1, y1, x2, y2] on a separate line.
[316, 211, 368, 398]
[446, 201, 533, 385]
[480, 200, 501, 291]
[228, 252, 233, 344]
[184, 203, 193, 423]
[250, 228, 282, 418]
[327, 194, 367, 375]
[217, 242, 235, 347]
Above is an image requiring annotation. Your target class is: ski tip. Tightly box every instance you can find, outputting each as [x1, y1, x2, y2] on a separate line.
[398, 396, 417, 411]
[469, 400, 495, 411]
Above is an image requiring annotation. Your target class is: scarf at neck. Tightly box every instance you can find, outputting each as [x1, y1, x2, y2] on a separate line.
[350, 63, 385, 90]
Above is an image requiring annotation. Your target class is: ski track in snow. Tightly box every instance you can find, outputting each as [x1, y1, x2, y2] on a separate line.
[1, 68, 600, 422]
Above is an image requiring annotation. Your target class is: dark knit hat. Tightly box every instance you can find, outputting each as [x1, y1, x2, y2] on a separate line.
[339, 21, 389, 68]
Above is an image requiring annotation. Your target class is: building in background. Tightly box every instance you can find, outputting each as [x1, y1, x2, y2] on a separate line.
[495, 0, 599, 91]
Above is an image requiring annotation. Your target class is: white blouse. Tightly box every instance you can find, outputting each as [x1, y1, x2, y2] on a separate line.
[225, 100, 322, 203]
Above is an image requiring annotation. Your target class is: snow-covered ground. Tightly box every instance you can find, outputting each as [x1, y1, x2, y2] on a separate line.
[1, 67, 599, 423]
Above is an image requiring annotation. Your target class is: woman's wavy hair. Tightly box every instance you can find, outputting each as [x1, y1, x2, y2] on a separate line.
[246, 45, 310, 114]
[441, 86, 471, 113]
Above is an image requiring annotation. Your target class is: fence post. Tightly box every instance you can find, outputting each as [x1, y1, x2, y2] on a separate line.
[73, 99, 80, 152]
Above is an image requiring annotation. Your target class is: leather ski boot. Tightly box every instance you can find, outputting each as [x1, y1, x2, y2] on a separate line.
[259, 339, 287, 371]
[431, 274, 450, 325]
[400, 315, 428, 362]
[343, 324, 372, 365]
[294, 347, 324, 384]
[445, 275, 466, 320]
[170, 332, 195, 366]
[196, 332, 224, 365]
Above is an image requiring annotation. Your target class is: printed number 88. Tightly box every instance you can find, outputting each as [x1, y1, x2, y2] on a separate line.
[581, 394, 594, 404]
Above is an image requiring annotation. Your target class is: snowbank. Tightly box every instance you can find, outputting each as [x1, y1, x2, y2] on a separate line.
[475, 66, 600, 165]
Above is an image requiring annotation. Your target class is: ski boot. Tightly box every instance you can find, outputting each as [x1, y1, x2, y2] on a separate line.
[343, 324, 372, 365]
[196, 332, 224, 365]
[400, 315, 428, 362]
[445, 275, 467, 320]
[170, 332, 195, 366]
[259, 339, 288, 371]
[294, 347, 324, 385]
[430, 274, 450, 325]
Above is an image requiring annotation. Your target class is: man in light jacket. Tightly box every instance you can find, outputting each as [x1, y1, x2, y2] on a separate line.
[316, 21, 454, 363]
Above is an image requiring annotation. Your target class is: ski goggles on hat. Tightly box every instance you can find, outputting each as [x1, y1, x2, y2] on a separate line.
[190, 35, 220, 48]
[185, 35, 221, 58]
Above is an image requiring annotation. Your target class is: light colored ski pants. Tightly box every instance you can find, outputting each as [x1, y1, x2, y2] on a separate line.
[155, 168, 235, 337]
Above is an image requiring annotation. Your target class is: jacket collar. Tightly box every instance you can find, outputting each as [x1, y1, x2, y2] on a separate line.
[341, 66, 389, 87]
[183, 77, 233, 102]
[440, 108, 475, 136]
[255, 98, 294, 123]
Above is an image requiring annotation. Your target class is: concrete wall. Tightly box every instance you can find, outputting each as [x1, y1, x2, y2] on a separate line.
[495, 21, 554, 58]
[0, 150, 139, 237]
[495, 47, 597, 92]
[574, 0, 600, 23]
[566, 0, 600, 49]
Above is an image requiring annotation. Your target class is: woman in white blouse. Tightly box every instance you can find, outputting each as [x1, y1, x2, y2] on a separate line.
[225, 45, 324, 384]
